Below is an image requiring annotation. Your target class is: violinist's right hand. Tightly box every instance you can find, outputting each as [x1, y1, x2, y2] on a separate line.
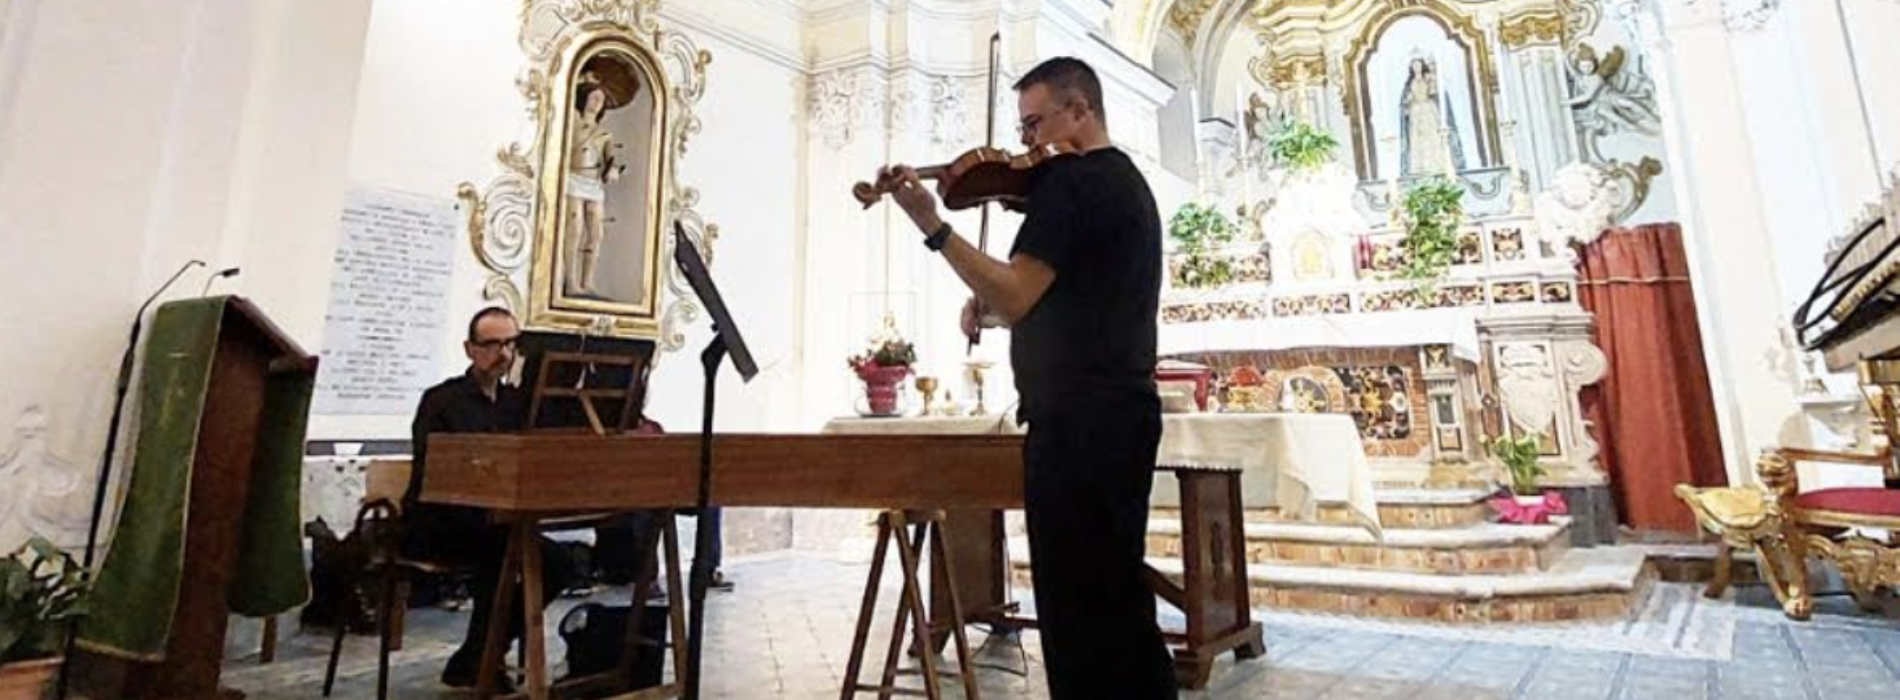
[960, 296, 1004, 338]
[884, 165, 944, 236]
[960, 296, 982, 340]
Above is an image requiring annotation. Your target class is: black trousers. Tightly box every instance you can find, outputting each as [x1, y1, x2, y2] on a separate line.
[1023, 398, 1178, 699]
[406, 505, 577, 666]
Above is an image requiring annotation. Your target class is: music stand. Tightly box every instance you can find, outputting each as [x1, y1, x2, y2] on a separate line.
[673, 222, 756, 700]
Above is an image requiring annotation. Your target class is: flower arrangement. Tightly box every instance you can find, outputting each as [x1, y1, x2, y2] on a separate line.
[849, 316, 916, 417]
[847, 337, 915, 379]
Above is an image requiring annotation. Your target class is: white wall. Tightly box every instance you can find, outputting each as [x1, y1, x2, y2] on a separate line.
[0, 0, 370, 552]
[644, 22, 805, 434]
[314, 0, 547, 441]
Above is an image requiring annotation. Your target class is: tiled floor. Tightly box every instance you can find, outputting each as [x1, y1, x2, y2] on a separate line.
[225, 552, 1900, 699]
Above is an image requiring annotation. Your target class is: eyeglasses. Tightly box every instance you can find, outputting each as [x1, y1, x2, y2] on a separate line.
[1016, 103, 1074, 138]
[470, 335, 520, 351]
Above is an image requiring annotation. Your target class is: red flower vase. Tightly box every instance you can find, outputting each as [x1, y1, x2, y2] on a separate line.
[856, 364, 912, 417]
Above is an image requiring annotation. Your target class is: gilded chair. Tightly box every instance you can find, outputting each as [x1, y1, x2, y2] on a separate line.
[1675, 482, 1786, 601]
[1678, 447, 1898, 619]
[1754, 447, 1899, 618]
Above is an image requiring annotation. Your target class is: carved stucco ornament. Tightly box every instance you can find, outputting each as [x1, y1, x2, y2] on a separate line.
[1497, 343, 1561, 437]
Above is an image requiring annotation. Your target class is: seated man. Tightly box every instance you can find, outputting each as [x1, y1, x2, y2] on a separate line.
[405, 307, 577, 689]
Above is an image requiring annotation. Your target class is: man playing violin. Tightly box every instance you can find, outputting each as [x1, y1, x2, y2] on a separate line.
[879, 57, 1177, 699]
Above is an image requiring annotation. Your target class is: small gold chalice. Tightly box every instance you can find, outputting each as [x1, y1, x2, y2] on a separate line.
[914, 376, 939, 416]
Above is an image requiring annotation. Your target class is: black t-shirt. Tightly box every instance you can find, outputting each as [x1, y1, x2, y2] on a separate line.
[405, 373, 527, 507]
[1007, 147, 1161, 423]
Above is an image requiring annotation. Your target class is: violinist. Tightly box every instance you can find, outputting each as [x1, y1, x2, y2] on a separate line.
[876, 57, 1176, 699]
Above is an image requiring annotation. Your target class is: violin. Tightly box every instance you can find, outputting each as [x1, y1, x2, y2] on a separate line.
[851, 144, 1060, 213]
[854, 32, 1022, 353]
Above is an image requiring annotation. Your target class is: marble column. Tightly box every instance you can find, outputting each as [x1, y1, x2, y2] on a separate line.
[1643, 0, 1810, 484]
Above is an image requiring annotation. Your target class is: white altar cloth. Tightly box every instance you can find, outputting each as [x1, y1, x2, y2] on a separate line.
[822, 412, 1381, 535]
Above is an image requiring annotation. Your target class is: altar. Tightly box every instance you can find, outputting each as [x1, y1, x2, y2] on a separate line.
[822, 413, 1382, 533]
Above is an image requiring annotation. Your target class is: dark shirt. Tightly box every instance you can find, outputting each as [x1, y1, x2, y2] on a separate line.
[406, 372, 527, 508]
[1007, 147, 1161, 423]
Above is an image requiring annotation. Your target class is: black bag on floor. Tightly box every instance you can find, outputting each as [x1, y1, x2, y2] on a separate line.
[559, 601, 668, 689]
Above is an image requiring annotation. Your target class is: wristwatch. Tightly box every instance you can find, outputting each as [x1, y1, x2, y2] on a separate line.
[924, 222, 953, 252]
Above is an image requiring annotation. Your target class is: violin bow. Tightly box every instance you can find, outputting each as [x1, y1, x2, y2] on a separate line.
[970, 31, 1001, 353]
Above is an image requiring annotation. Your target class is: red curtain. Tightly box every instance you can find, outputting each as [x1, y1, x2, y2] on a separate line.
[1577, 223, 1727, 532]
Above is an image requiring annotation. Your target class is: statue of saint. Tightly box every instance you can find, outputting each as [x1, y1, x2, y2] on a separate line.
[565, 71, 632, 299]
[1397, 56, 1465, 177]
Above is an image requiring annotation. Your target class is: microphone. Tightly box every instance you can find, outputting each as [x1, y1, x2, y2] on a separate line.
[200, 266, 240, 297]
[84, 258, 204, 562]
[124, 261, 204, 390]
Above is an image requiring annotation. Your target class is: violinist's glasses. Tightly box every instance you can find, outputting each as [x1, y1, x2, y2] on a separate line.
[1016, 114, 1046, 138]
[1016, 101, 1081, 138]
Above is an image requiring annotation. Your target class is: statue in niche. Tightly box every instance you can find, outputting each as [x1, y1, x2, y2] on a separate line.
[1567, 43, 1661, 145]
[1399, 55, 1466, 177]
[565, 68, 636, 299]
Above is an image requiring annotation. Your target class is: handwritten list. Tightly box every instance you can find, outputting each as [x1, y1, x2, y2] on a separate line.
[313, 188, 457, 415]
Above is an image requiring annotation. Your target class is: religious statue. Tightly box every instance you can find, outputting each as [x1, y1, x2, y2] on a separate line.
[1398, 55, 1465, 177]
[1567, 43, 1661, 146]
[1240, 91, 1285, 178]
[565, 70, 633, 299]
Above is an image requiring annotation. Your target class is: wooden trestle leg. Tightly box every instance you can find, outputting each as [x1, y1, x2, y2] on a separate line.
[842, 510, 982, 700]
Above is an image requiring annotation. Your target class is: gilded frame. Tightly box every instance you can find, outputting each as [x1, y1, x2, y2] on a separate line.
[1341, 1, 1504, 180]
[526, 26, 672, 339]
[458, 0, 715, 351]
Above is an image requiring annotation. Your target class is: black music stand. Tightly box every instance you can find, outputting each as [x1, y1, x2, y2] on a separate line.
[673, 222, 757, 700]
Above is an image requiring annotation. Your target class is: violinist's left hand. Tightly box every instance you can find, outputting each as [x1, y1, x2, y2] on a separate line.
[884, 165, 944, 236]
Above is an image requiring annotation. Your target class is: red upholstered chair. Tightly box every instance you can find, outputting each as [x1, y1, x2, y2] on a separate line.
[1755, 447, 1900, 619]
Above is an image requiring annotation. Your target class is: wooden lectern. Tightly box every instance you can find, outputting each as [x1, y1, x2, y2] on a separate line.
[74, 296, 316, 699]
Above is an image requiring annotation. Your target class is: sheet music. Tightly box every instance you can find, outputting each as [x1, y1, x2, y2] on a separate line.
[312, 188, 457, 415]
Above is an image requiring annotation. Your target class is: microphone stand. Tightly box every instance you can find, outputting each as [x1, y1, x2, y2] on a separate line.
[59, 259, 203, 699]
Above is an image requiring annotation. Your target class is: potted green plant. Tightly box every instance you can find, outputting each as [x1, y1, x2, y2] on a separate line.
[1168, 203, 1237, 289]
[1487, 432, 1548, 502]
[1266, 120, 1339, 174]
[1, 537, 88, 699]
[1394, 176, 1465, 295]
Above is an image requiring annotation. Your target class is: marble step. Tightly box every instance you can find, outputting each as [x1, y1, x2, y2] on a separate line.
[1151, 486, 1498, 530]
[1011, 544, 1654, 623]
[1145, 519, 1570, 575]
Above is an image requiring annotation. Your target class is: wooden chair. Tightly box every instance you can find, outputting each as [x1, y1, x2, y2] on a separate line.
[1754, 447, 1900, 619]
[319, 460, 481, 699]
